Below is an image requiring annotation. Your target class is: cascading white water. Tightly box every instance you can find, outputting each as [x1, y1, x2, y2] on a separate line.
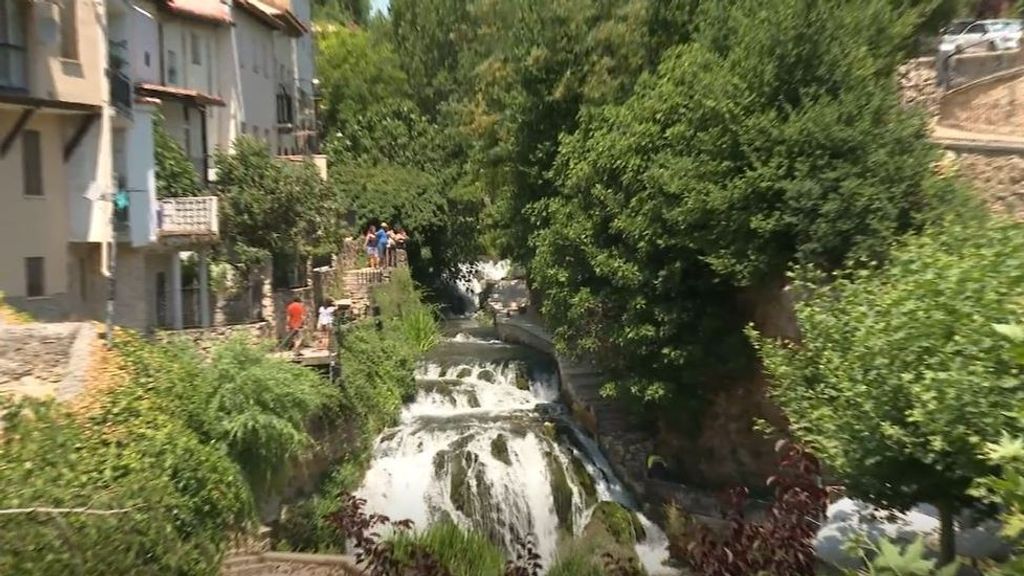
[356, 333, 672, 574]
[452, 260, 512, 313]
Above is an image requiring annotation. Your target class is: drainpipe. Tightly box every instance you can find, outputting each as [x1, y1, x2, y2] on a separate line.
[106, 189, 117, 347]
[158, 23, 165, 85]
[200, 105, 209, 185]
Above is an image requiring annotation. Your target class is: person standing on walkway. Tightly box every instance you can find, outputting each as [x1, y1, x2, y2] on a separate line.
[366, 225, 379, 269]
[285, 296, 306, 354]
[316, 299, 337, 349]
[376, 223, 390, 269]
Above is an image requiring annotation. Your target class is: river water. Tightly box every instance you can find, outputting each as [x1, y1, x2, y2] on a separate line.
[356, 320, 672, 573]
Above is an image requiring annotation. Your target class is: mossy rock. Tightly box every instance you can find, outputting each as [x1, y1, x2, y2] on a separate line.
[477, 369, 496, 383]
[580, 502, 647, 575]
[449, 450, 478, 516]
[490, 434, 511, 465]
[569, 454, 598, 506]
[513, 362, 531, 390]
[546, 451, 575, 533]
[455, 367, 473, 379]
[466, 391, 481, 408]
[588, 501, 643, 546]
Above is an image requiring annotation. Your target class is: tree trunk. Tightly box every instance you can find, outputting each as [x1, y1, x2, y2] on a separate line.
[938, 502, 956, 566]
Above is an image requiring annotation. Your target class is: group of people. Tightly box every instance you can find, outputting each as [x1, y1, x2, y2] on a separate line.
[282, 295, 354, 353]
[365, 223, 408, 269]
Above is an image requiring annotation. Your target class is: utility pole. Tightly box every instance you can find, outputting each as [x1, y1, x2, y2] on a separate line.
[106, 188, 119, 347]
[105, 184, 135, 347]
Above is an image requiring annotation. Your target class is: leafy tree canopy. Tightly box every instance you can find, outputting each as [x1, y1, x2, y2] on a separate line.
[214, 137, 339, 267]
[756, 216, 1024, 562]
[529, 0, 945, 402]
[154, 113, 202, 199]
[316, 24, 410, 132]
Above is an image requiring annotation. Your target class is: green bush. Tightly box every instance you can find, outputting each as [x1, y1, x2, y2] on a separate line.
[0, 334, 337, 575]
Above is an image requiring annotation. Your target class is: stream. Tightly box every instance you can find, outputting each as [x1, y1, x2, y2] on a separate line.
[356, 320, 672, 574]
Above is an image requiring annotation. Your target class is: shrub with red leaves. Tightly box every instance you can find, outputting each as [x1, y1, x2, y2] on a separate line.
[679, 441, 832, 576]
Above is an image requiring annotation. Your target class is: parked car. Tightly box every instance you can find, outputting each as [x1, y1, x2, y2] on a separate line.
[938, 18, 1023, 53]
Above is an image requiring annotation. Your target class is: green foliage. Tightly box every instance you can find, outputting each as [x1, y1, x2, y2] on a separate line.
[531, 0, 946, 405]
[183, 339, 339, 496]
[214, 137, 340, 267]
[0, 334, 339, 575]
[390, 521, 506, 576]
[842, 538, 961, 576]
[756, 217, 1024, 560]
[315, 25, 410, 132]
[154, 113, 202, 198]
[546, 543, 606, 576]
[373, 268, 441, 352]
[970, 320, 1024, 573]
[313, 0, 369, 23]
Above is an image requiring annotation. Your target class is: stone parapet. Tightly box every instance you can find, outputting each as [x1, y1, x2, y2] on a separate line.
[156, 322, 271, 354]
[221, 552, 360, 576]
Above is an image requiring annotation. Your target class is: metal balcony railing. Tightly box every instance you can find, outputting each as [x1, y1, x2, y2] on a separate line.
[109, 68, 132, 114]
[0, 43, 27, 91]
[159, 196, 219, 237]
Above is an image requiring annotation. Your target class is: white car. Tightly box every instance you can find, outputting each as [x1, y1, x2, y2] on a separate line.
[938, 19, 1023, 53]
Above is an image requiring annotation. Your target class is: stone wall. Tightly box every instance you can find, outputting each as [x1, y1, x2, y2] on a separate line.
[949, 149, 1024, 219]
[156, 322, 272, 353]
[939, 68, 1024, 135]
[898, 57, 941, 117]
[0, 322, 96, 403]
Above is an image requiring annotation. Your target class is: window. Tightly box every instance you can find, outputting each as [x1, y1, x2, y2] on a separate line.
[22, 130, 42, 196]
[166, 50, 178, 84]
[25, 257, 44, 298]
[241, 121, 246, 135]
[262, 46, 268, 78]
[252, 40, 259, 74]
[60, 0, 78, 60]
[191, 32, 201, 65]
[144, 51, 151, 67]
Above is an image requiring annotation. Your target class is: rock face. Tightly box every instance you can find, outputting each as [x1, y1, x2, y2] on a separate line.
[949, 150, 1024, 219]
[578, 501, 646, 575]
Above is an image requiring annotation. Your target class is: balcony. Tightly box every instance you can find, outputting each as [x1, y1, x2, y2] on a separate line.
[158, 196, 219, 244]
[0, 42, 27, 92]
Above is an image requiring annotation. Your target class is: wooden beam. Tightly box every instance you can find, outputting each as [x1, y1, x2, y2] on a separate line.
[63, 113, 99, 162]
[0, 107, 36, 158]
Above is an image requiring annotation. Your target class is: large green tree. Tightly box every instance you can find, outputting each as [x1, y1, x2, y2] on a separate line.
[315, 24, 410, 132]
[530, 0, 941, 402]
[214, 137, 338, 267]
[756, 216, 1024, 563]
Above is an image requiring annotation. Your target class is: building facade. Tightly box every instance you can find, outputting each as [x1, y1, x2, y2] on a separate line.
[0, 0, 113, 320]
[1, 0, 319, 331]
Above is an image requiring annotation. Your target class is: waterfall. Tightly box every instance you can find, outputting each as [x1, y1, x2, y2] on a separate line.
[451, 260, 512, 314]
[357, 333, 672, 574]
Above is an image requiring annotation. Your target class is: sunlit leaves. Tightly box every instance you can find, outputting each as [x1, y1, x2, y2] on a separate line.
[757, 217, 1024, 522]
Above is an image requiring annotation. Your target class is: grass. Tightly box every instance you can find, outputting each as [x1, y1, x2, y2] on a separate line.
[390, 521, 505, 576]
[0, 292, 33, 324]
